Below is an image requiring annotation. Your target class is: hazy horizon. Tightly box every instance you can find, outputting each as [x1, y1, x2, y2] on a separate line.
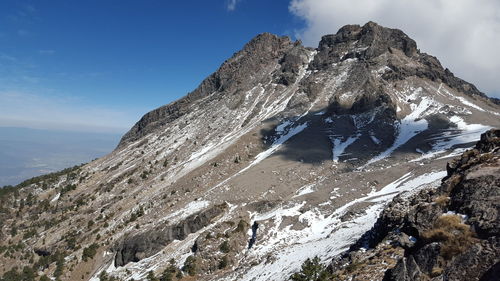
[0, 126, 121, 186]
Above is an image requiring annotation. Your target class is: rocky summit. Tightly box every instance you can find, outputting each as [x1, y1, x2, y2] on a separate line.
[0, 22, 499, 281]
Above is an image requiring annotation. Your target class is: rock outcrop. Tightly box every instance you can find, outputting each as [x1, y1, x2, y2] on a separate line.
[330, 129, 500, 281]
[114, 203, 227, 266]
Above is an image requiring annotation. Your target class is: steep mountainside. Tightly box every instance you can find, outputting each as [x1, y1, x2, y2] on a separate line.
[0, 22, 499, 281]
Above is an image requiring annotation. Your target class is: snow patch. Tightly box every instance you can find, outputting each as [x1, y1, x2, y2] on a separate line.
[410, 116, 491, 162]
[363, 96, 439, 167]
[50, 192, 60, 203]
[293, 183, 316, 198]
[158, 200, 210, 225]
[331, 134, 360, 163]
[456, 96, 485, 112]
[370, 134, 381, 145]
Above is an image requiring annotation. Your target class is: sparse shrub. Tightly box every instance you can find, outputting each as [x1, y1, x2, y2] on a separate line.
[82, 243, 99, 262]
[234, 155, 241, 163]
[160, 266, 175, 281]
[10, 225, 18, 236]
[182, 255, 197, 276]
[99, 271, 110, 281]
[23, 228, 37, 239]
[219, 240, 230, 253]
[289, 256, 333, 281]
[39, 199, 50, 211]
[344, 261, 362, 273]
[75, 197, 87, 207]
[0, 266, 38, 281]
[147, 270, 158, 281]
[234, 219, 248, 233]
[421, 214, 475, 260]
[218, 256, 228, 269]
[129, 206, 144, 223]
[54, 252, 65, 280]
[65, 235, 77, 250]
[61, 184, 77, 195]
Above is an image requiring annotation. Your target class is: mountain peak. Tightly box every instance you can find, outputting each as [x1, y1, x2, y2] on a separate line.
[318, 21, 418, 58]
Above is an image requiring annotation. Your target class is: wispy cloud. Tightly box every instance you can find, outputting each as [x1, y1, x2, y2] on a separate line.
[0, 53, 17, 62]
[289, 0, 500, 97]
[227, 0, 242, 11]
[0, 91, 142, 133]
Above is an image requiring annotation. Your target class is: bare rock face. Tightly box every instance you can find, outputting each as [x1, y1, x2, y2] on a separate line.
[114, 203, 227, 266]
[313, 21, 417, 68]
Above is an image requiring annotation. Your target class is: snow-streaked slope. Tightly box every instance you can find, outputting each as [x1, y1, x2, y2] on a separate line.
[411, 116, 491, 162]
[232, 170, 446, 281]
[364, 96, 436, 167]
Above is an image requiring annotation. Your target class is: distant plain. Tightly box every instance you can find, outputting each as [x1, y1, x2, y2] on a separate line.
[0, 127, 121, 186]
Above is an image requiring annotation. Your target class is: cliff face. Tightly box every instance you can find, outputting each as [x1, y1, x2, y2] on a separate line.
[0, 22, 499, 281]
[327, 129, 499, 281]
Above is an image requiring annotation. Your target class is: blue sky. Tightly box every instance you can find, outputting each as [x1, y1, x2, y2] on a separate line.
[0, 0, 498, 133]
[0, 0, 303, 133]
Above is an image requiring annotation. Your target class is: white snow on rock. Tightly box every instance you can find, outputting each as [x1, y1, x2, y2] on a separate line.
[410, 116, 491, 162]
[370, 134, 381, 145]
[293, 183, 316, 198]
[233, 170, 445, 281]
[331, 134, 360, 163]
[248, 121, 309, 168]
[158, 200, 210, 225]
[50, 192, 60, 203]
[456, 96, 485, 112]
[364, 96, 439, 167]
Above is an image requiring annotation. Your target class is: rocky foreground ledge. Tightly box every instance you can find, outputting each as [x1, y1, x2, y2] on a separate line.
[324, 129, 499, 281]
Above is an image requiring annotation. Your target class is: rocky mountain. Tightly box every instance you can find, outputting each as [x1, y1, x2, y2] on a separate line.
[0, 22, 499, 281]
[322, 129, 499, 281]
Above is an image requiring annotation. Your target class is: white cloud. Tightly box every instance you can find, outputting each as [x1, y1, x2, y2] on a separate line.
[227, 0, 241, 11]
[0, 91, 142, 133]
[289, 0, 500, 97]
